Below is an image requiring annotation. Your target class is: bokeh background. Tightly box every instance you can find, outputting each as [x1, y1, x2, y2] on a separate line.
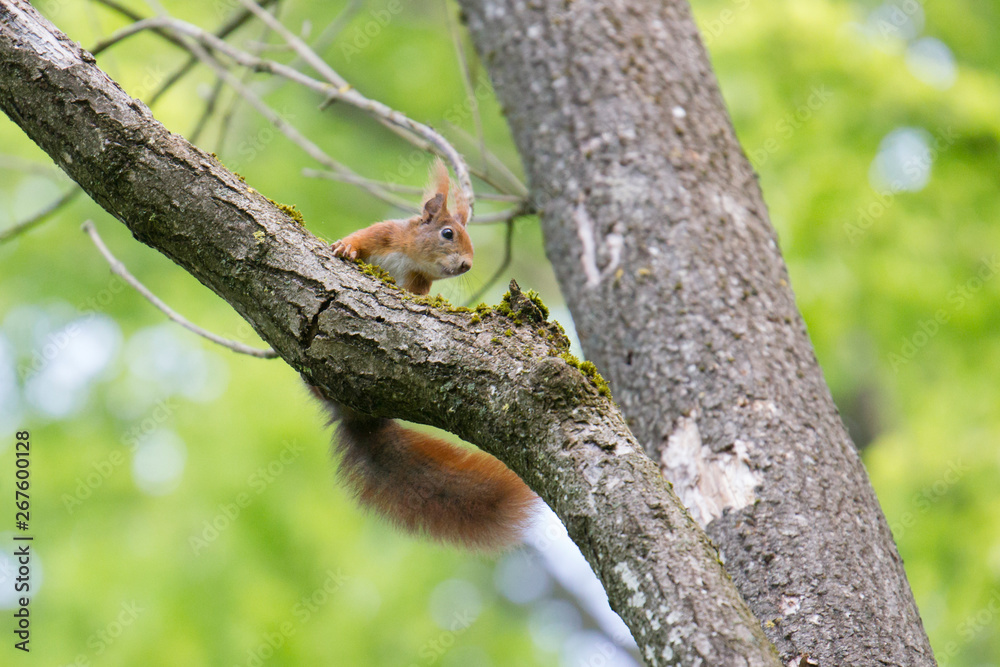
[1, 0, 998, 664]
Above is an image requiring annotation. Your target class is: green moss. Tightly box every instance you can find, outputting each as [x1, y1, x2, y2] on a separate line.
[503, 329, 513, 337]
[470, 314, 481, 324]
[559, 352, 612, 398]
[276, 202, 304, 225]
[412, 293, 452, 309]
[490, 337, 500, 344]
[355, 260, 398, 287]
[524, 289, 549, 319]
[252, 230, 265, 245]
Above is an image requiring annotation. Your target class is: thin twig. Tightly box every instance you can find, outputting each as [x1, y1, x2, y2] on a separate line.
[447, 124, 529, 197]
[301, 168, 525, 202]
[91, 0, 187, 55]
[235, 0, 475, 213]
[190, 75, 225, 143]
[0, 188, 80, 244]
[152, 0, 279, 104]
[81, 220, 278, 359]
[204, 0, 278, 145]
[92, 0, 278, 103]
[305, 0, 365, 58]
[464, 217, 517, 306]
[468, 204, 532, 224]
[94, 16, 416, 211]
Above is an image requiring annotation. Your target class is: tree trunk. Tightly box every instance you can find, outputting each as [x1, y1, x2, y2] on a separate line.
[0, 1, 782, 664]
[458, 0, 935, 664]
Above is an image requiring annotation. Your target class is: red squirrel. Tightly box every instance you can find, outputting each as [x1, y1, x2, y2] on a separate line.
[318, 160, 538, 551]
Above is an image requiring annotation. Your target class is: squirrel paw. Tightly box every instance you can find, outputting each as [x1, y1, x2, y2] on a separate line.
[331, 240, 358, 260]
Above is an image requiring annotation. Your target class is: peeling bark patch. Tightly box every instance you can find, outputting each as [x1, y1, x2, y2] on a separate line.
[573, 202, 601, 287]
[613, 562, 640, 592]
[659, 413, 762, 527]
[613, 561, 649, 612]
[779, 595, 801, 616]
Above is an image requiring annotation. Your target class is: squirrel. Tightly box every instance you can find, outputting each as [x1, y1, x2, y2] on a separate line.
[314, 160, 538, 551]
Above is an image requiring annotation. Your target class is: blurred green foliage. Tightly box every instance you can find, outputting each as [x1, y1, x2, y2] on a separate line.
[0, 0, 998, 665]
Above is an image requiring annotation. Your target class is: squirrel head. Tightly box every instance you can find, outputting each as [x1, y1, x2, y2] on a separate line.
[407, 159, 473, 279]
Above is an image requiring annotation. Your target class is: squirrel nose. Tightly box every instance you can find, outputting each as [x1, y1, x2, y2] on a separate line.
[458, 260, 471, 274]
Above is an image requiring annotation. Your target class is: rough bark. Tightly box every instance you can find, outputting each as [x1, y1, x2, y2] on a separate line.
[0, 1, 781, 664]
[459, 0, 935, 664]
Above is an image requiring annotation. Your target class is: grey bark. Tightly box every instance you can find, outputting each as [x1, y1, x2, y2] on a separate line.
[458, 0, 935, 664]
[0, 1, 780, 664]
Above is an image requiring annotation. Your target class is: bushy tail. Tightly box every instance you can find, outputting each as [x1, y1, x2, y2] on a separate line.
[334, 408, 538, 551]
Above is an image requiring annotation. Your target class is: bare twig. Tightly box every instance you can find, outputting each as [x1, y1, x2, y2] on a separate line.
[94, 16, 419, 211]
[447, 124, 529, 197]
[190, 75, 225, 143]
[301, 168, 525, 202]
[92, 0, 278, 104]
[91, 0, 186, 55]
[92, 5, 491, 219]
[0, 188, 80, 244]
[303, 0, 365, 58]
[81, 220, 278, 359]
[234, 0, 475, 213]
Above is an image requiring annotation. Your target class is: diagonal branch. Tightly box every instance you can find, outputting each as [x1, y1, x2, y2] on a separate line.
[0, 1, 779, 664]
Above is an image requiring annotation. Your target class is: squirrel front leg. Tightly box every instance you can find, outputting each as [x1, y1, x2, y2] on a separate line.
[330, 221, 399, 262]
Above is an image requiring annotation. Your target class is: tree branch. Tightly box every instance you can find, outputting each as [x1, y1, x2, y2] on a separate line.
[0, 1, 779, 663]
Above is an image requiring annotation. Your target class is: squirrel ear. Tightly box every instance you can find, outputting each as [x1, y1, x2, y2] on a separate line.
[421, 193, 446, 224]
[420, 159, 451, 224]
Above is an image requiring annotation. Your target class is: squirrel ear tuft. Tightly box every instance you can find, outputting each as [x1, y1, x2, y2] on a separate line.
[424, 158, 450, 204]
[452, 184, 470, 227]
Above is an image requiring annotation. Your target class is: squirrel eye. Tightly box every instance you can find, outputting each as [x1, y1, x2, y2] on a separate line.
[441, 228, 454, 240]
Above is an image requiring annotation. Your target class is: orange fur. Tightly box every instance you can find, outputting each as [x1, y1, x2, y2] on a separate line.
[322, 161, 537, 550]
[333, 409, 537, 550]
